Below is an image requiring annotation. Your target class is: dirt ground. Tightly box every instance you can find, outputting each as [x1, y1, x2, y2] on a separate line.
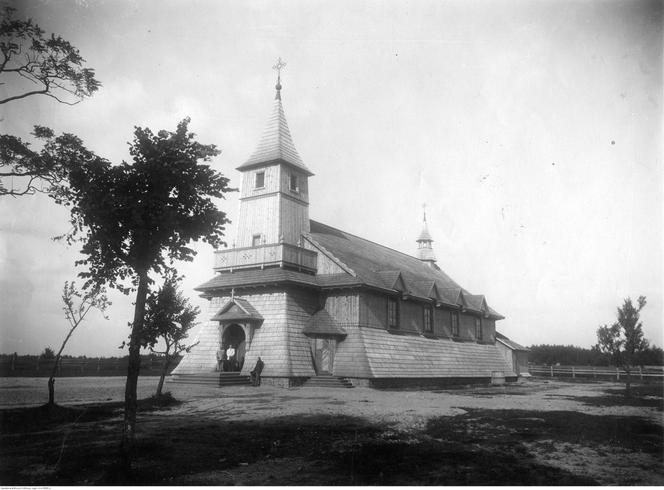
[0, 377, 662, 485]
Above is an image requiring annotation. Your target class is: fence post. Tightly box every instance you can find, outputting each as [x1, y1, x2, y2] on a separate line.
[550, 365, 554, 377]
[639, 366, 643, 381]
[97, 357, 101, 373]
[593, 367, 596, 379]
[616, 367, 620, 381]
[572, 366, 575, 379]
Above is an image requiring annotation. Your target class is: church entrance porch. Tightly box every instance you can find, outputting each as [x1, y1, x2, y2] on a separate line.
[221, 324, 246, 372]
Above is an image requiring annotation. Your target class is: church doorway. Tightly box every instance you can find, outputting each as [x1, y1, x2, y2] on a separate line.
[221, 324, 246, 372]
[313, 338, 334, 375]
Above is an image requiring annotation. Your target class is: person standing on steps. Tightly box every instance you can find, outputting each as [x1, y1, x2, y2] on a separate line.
[226, 344, 237, 371]
[250, 357, 265, 386]
[216, 349, 224, 372]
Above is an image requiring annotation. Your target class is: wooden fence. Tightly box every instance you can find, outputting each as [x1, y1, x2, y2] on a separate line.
[529, 364, 664, 382]
[0, 357, 180, 377]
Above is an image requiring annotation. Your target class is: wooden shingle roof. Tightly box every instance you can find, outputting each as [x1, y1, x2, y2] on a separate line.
[308, 220, 504, 319]
[303, 309, 347, 336]
[196, 268, 319, 292]
[196, 220, 503, 319]
[236, 95, 313, 175]
[211, 297, 264, 322]
[496, 332, 529, 351]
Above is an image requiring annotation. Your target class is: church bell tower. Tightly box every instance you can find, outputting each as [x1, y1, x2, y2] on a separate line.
[233, 59, 313, 249]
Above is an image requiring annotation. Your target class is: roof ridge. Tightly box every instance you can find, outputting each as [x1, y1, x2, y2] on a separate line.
[310, 219, 437, 266]
[302, 234, 357, 277]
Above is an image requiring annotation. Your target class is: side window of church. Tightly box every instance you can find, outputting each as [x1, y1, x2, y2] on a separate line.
[423, 306, 433, 333]
[451, 312, 459, 337]
[252, 234, 262, 247]
[475, 317, 482, 340]
[289, 172, 298, 192]
[387, 298, 399, 329]
[255, 171, 265, 188]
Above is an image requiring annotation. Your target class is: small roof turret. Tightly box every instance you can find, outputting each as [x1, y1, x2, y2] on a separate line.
[416, 205, 437, 265]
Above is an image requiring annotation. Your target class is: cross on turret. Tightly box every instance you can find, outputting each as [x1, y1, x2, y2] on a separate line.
[272, 57, 287, 100]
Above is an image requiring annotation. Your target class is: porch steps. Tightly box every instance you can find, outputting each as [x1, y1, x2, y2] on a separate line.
[168, 372, 250, 387]
[302, 375, 354, 389]
[219, 372, 251, 387]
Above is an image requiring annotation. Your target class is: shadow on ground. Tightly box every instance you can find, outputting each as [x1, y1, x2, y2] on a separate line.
[1, 389, 662, 485]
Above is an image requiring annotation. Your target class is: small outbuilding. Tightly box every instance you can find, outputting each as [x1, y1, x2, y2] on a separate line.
[495, 332, 530, 379]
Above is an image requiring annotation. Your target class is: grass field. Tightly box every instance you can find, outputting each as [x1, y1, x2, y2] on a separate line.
[0, 377, 662, 485]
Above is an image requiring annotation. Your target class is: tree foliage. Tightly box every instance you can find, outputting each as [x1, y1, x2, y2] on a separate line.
[527, 344, 610, 366]
[596, 296, 649, 394]
[0, 127, 96, 196]
[528, 343, 663, 367]
[40, 347, 55, 359]
[53, 117, 232, 468]
[141, 273, 200, 396]
[53, 118, 232, 291]
[0, 6, 100, 106]
[0, 7, 100, 196]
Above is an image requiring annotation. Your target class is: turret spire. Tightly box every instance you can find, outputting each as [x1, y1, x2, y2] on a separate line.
[416, 204, 437, 267]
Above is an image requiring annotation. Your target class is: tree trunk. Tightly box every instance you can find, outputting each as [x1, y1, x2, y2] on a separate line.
[48, 377, 55, 406]
[156, 357, 171, 397]
[120, 269, 149, 471]
[48, 328, 77, 407]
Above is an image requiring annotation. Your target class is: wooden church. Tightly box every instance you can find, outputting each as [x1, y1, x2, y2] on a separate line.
[172, 68, 519, 388]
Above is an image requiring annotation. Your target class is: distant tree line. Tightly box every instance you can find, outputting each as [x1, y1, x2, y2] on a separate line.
[0, 352, 182, 362]
[0, 352, 183, 378]
[528, 344, 664, 366]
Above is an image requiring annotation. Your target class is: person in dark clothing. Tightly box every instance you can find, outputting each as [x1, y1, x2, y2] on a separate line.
[250, 357, 264, 386]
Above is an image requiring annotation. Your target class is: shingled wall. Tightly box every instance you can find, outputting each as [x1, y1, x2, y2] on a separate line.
[171, 296, 225, 375]
[333, 326, 514, 379]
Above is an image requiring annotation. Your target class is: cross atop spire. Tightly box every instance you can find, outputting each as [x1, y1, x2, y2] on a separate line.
[272, 57, 287, 100]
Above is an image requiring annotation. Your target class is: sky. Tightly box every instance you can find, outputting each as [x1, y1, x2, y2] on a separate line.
[0, 0, 661, 357]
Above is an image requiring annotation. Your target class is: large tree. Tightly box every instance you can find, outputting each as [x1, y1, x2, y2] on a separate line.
[54, 118, 232, 469]
[0, 6, 100, 105]
[141, 274, 200, 397]
[596, 296, 649, 396]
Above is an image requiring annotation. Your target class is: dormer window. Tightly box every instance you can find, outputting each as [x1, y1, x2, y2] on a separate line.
[255, 171, 265, 189]
[289, 172, 298, 192]
[451, 311, 460, 337]
[475, 317, 483, 340]
[423, 306, 433, 333]
[388, 298, 399, 329]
